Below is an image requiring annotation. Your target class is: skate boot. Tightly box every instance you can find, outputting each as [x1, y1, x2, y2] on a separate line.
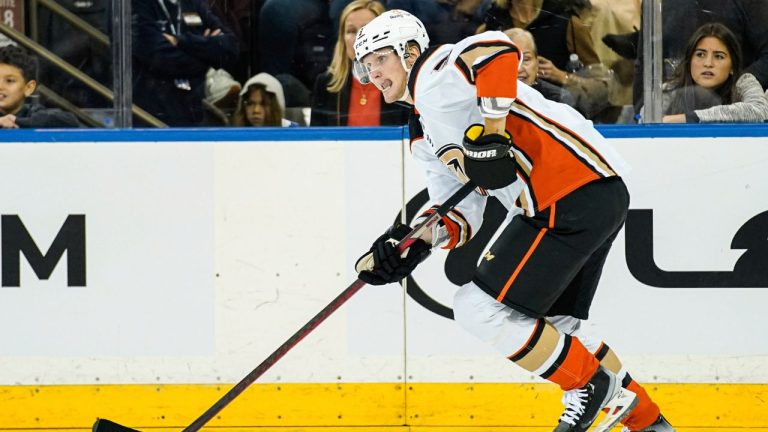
[621, 414, 676, 432]
[553, 366, 638, 432]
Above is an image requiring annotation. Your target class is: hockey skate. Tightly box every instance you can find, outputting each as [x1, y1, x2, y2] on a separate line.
[553, 366, 638, 432]
[621, 414, 676, 432]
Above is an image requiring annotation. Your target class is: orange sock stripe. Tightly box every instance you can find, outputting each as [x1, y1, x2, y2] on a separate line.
[496, 227, 547, 301]
[540, 336, 599, 391]
[622, 380, 661, 431]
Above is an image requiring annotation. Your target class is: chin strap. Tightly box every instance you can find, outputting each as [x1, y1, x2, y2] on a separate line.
[398, 56, 413, 102]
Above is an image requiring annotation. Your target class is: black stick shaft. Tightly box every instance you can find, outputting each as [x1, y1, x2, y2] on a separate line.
[182, 181, 475, 432]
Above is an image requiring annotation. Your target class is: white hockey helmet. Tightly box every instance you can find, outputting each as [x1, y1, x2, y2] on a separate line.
[353, 9, 429, 64]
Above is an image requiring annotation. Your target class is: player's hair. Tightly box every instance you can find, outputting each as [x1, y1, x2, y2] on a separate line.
[233, 84, 283, 127]
[0, 45, 38, 82]
[327, 0, 386, 94]
[667, 22, 742, 114]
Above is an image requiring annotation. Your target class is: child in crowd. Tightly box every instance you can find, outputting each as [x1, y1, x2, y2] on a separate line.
[0, 45, 80, 129]
[233, 72, 298, 127]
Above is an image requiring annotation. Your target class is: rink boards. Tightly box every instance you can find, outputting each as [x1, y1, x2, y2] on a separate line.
[0, 126, 766, 430]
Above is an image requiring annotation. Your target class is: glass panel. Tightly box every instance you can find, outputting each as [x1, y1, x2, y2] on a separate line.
[35, 0, 115, 127]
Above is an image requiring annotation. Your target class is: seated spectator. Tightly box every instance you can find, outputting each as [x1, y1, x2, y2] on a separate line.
[233, 72, 298, 127]
[37, 0, 111, 109]
[202, 67, 243, 125]
[311, 0, 410, 126]
[258, 0, 334, 106]
[386, 0, 491, 44]
[483, 0, 613, 121]
[132, 0, 239, 127]
[585, 0, 640, 120]
[642, 23, 768, 123]
[504, 28, 575, 106]
[632, 0, 768, 114]
[0, 45, 80, 128]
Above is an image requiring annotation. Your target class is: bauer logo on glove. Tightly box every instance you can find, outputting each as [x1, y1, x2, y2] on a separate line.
[462, 124, 519, 190]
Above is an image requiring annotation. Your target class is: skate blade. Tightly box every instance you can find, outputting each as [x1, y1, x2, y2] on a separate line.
[591, 387, 638, 432]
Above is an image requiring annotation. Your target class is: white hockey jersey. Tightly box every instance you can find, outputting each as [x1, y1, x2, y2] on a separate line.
[408, 31, 629, 250]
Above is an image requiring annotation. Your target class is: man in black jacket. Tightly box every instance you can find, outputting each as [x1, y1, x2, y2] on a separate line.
[0, 45, 80, 129]
[132, 0, 239, 126]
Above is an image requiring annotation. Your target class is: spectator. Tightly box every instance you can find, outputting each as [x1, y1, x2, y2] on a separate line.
[311, 0, 410, 126]
[504, 28, 576, 106]
[132, 0, 239, 127]
[233, 72, 298, 127]
[37, 0, 111, 109]
[632, 0, 768, 113]
[206, 0, 260, 82]
[0, 45, 80, 128]
[385, 0, 491, 44]
[202, 67, 243, 125]
[258, 0, 334, 106]
[642, 23, 768, 123]
[483, 0, 613, 121]
[586, 0, 640, 120]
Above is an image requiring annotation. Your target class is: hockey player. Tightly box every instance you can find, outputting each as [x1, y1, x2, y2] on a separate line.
[352, 10, 675, 432]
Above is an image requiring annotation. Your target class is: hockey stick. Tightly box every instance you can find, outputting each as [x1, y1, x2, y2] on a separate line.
[93, 180, 476, 432]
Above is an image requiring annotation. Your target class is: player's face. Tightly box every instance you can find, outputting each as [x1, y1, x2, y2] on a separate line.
[0, 64, 34, 115]
[690, 36, 732, 89]
[361, 48, 407, 103]
[243, 89, 270, 126]
[344, 9, 377, 61]
[512, 37, 538, 86]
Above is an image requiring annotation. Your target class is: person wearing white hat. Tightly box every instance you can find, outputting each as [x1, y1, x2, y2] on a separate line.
[232, 72, 298, 127]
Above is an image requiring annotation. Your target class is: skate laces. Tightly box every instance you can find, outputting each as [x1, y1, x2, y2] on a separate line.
[560, 388, 589, 425]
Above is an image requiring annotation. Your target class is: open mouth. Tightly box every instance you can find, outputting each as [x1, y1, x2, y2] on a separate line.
[379, 79, 393, 93]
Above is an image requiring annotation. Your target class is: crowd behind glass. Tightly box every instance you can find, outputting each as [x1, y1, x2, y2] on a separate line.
[0, 0, 766, 128]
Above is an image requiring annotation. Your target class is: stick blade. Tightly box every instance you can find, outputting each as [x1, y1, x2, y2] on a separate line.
[92, 418, 142, 432]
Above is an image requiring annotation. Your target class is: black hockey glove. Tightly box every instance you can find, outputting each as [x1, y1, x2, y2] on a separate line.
[462, 124, 518, 190]
[355, 222, 431, 286]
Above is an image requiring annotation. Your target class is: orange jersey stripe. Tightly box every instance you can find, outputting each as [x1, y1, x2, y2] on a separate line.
[506, 114, 604, 211]
[496, 227, 548, 301]
[475, 50, 519, 99]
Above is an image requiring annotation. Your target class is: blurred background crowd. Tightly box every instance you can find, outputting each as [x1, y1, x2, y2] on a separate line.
[0, 0, 766, 128]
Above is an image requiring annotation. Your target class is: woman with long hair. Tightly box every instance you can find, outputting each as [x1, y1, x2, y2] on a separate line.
[310, 0, 410, 126]
[660, 22, 768, 123]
